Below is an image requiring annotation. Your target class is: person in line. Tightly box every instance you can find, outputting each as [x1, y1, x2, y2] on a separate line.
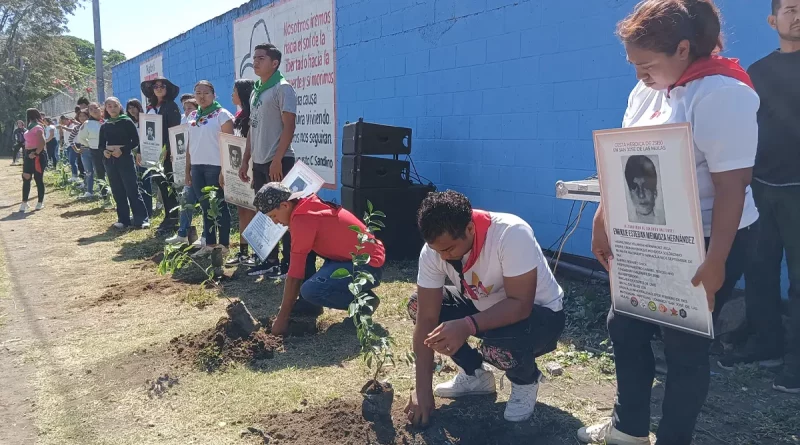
[44, 117, 58, 169]
[76, 105, 104, 199]
[226, 79, 257, 267]
[86, 102, 108, 197]
[19, 108, 48, 212]
[239, 43, 297, 278]
[99, 97, 150, 230]
[404, 190, 565, 426]
[718, 0, 800, 394]
[254, 182, 386, 335]
[58, 115, 80, 183]
[11, 120, 25, 166]
[185, 80, 234, 257]
[579, 1, 761, 443]
[167, 97, 203, 246]
[141, 77, 182, 235]
[127, 99, 154, 218]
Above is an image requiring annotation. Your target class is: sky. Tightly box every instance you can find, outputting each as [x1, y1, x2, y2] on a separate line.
[66, 0, 247, 60]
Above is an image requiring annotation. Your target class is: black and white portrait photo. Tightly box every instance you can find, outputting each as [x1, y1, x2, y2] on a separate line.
[175, 134, 186, 155]
[146, 121, 156, 141]
[229, 145, 243, 170]
[622, 155, 666, 226]
[289, 177, 306, 193]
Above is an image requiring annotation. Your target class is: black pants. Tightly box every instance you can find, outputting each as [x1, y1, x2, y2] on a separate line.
[611, 226, 756, 444]
[407, 286, 565, 385]
[21, 151, 45, 203]
[254, 157, 296, 268]
[752, 182, 800, 373]
[45, 139, 58, 168]
[90, 149, 107, 182]
[104, 152, 149, 227]
[153, 156, 179, 227]
[12, 142, 23, 163]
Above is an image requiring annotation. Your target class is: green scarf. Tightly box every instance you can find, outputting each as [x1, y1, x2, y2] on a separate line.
[106, 114, 132, 124]
[252, 70, 285, 106]
[196, 101, 222, 120]
[27, 121, 40, 130]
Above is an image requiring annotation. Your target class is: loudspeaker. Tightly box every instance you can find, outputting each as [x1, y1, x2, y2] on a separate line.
[342, 184, 435, 261]
[341, 155, 411, 189]
[342, 119, 412, 156]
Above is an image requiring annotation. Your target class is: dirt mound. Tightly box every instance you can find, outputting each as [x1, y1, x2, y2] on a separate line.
[92, 279, 175, 306]
[260, 396, 582, 445]
[169, 317, 282, 372]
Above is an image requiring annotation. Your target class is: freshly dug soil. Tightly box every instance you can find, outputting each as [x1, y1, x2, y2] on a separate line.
[169, 316, 282, 372]
[261, 396, 581, 445]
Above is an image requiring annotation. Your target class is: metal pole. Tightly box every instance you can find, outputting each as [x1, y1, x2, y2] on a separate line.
[92, 0, 105, 103]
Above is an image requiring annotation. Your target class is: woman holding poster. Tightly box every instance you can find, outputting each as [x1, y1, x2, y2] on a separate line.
[141, 76, 182, 235]
[579, 1, 760, 444]
[185, 80, 235, 258]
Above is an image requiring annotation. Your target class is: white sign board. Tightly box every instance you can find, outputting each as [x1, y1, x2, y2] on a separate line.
[138, 113, 163, 168]
[219, 133, 256, 211]
[242, 161, 325, 261]
[594, 123, 712, 338]
[169, 124, 189, 187]
[139, 53, 163, 105]
[233, 0, 337, 187]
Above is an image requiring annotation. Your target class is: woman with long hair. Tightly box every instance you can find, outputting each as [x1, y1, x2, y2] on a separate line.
[185, 80, 234, 257]
[19, 108, 47, 212]
[579, 1, 759, 444]
[75, 103, 106, 198]
[226, 78, 258, 267]
[126, 99, 154, 216]
[99, 97, 150, 229]
[141, 76, 182, 235]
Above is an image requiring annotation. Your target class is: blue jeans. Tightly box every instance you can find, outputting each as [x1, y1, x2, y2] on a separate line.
[80, 150, 95, 193]
[178, 185, 198, 238]
[190, 164, 230, 246]
[137, 165, 153, 218]
[301, 260, 383, 310]
[46, 139, 59, 168]
[68, 146, 80, 176]
[104, 152, 149, 226]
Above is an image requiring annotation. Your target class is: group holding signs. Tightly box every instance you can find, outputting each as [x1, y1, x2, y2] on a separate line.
[96, 0, 799, 443]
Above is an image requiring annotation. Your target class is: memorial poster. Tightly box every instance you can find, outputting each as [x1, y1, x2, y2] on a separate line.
[168, 124, 189, 187]
[218, 133, 255, 211]
[138, 113, 163, 168]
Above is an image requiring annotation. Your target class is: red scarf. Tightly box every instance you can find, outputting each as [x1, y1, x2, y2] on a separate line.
[463, 210, 492, 271]
[668, 56, 754, 97]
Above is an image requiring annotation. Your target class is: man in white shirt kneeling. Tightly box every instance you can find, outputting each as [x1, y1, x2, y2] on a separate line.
[405, 190, 565, 426]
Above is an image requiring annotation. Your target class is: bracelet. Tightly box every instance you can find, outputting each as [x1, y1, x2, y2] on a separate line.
[464, 316, 478, 336]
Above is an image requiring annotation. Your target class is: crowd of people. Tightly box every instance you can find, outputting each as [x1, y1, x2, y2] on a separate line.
[8, 0, 798, 443]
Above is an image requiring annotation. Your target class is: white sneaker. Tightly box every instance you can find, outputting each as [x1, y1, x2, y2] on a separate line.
[577, 418, 650, 444]
[69, 175, 79, 183]
[504, 376, 541, 422]
[191, 237, 206, 248]
[192, 246, 214, 258]
[80, 192, 94, 199]
[112, 222, 126, 229]
[166, 234, 189, 245]
[434, 364, 496, 398]
[18, 202, 29, 213]
[35, 201, 44, 210]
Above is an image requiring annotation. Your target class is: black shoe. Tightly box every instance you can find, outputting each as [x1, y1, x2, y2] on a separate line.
[773, 372, 800, 394]
[291, 297, 324, 316]
[717, 338, 783, 370]
[226, 253, 247, 266]
[248, 262, 282, 277]
[242, 254, 258, 267]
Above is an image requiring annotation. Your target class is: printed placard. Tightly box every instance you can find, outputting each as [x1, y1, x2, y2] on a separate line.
[169, 124, 189, 187]
[219, 133, 255, 210]
[138, 113, 163, 168]
[282, 160, 325, 200]
[233, 0, 337, 187]
[594, 123, 712, 338]
[139, 53, 163, 105]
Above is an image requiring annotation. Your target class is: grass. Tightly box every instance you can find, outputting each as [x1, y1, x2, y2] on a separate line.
[182, 287, 218, 310]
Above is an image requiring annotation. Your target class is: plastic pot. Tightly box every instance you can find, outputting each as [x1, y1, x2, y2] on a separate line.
[225, 300, 261, 338]
[361, 380, 393, 421]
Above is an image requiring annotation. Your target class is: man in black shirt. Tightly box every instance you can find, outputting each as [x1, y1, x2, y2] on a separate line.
[719, 0, 800, 394]
[11, 120, 25, 165]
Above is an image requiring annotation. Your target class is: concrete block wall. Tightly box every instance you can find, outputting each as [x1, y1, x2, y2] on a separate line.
[113, 0, 779, 261]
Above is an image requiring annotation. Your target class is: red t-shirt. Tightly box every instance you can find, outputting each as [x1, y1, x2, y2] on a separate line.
[288, 195, 386, 279]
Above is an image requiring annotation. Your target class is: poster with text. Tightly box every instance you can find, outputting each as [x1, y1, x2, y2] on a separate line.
[242, 212, 287, 262]
[169, 124, 189, 187]
[139, 54, 163, 105]
[219, 133, 255, 211]
[283, 160, 325, 200]
[138, 113, 163, 168]
[594, 123, 712, 338]
[233, 0, 337, 187]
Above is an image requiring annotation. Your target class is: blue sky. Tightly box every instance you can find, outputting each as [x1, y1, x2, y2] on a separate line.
[66, 0, 245, 60]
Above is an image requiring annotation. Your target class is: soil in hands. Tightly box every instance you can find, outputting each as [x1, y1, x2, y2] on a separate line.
[169, 316, 283, 372]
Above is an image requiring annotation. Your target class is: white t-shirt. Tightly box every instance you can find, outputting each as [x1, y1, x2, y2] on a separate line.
[186, 108, 234, 166]
[417, 212, 564, 312]
[623, 76, 759, 236]
[45, 125, 55, 141]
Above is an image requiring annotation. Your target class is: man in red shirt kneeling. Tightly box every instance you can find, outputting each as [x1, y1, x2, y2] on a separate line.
[254, 183, 386, 335]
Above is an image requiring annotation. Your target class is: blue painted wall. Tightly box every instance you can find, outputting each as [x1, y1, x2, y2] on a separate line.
[113, 0, 785, 287]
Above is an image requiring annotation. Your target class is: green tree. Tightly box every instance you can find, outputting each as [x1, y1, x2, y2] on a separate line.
[61, 35, 126, 73]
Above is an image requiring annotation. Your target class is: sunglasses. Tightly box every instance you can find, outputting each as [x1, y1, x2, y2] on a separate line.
[153, 84, 166, 90]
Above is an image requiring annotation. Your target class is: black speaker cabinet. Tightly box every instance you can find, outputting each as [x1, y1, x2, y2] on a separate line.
[341, 155, 411, 189]
[341, 184, 435, 261]
[342, 119, 412, 156]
